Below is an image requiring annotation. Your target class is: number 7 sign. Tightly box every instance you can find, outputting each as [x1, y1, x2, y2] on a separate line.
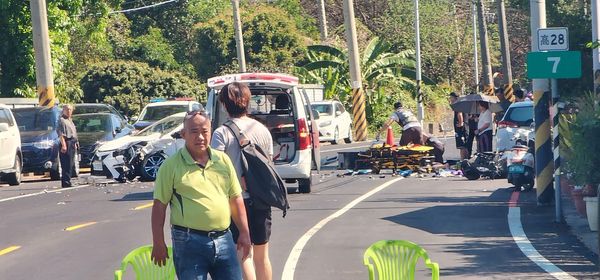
[527, 51, 581, 79]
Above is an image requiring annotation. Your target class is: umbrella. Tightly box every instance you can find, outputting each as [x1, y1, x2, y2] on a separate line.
[450, 94, 503, 114]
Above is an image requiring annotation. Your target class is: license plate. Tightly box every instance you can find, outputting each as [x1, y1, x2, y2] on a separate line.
[509, 165, 525, 173]
[92, 161, 103, 171]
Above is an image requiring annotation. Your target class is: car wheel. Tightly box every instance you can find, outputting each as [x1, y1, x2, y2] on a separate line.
[344, 125, 353, 144]
[50, 156, 61, 181]
[7, 154, 22, 186]
[331, 127, 339, 145]
[298, 176, 312, 193]
[141, 153, 165, 181]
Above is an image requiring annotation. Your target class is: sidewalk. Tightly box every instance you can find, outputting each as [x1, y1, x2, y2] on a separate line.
[562, 192, 599, 255]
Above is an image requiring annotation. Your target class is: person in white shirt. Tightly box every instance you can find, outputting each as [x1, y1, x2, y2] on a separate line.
[475, 101, 493, 152]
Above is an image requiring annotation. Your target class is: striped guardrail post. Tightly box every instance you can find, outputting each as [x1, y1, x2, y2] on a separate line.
[352, 87, 368, 141]
[503, 83, 514, 102]
[551, 79, 561, 221]
[482, 84, 495, 96]
[535, 90, 554, 205]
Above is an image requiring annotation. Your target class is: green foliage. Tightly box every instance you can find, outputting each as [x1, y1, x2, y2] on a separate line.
[79, 61, 205, 117]
[129, 27, 179, 70]
[564, 92, 600, 185]
[296, 37, 418, 130]
[191, 5, 309, 79]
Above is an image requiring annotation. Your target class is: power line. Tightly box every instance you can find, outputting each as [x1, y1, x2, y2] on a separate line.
[108, 0, 178, 14]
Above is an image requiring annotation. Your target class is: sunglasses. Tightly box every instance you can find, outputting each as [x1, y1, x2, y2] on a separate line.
[185, 109, 209, 120]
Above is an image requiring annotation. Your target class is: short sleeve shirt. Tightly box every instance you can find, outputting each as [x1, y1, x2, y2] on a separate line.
[57, 116, 77, 139]
[390, 109, 420, 130]
[153, 147, 242, 231]
[211, 117, 273, 184]
[477, 109, 493, 134]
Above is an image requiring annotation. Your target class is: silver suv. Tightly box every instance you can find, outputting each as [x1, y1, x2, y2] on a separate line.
[206, 73, 321, 193]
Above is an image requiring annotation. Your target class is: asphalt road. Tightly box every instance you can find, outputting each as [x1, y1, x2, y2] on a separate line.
[0, 139, 597, 279]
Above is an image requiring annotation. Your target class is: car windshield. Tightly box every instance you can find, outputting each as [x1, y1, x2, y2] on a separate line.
[312, 104, 333, 115]
[73, 115, 112, 133]
[12, 107, 57, 131]
[503, 105, 534, 127]
[139, 105, 188, 121]
[136, 115, 184, 136]
[74, 105, 112, 115]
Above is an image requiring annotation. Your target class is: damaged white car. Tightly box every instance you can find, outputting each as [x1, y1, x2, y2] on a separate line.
[91, 112, 185, 182]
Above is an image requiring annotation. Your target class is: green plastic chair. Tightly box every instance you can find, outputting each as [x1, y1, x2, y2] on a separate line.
[363, 240, 439, 280]
[114, 245, 175, 280]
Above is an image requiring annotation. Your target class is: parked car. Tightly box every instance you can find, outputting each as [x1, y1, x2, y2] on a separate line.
[206, 73, 321, 193]
[12, 105, 79, 179]
[0, 104, 22, 185]
[311, 100, 352, 144]
[132, 99, 202, 130]
[72, 113, 134, 168]
[74, 103, 127, 122]
[496, 100, 534, 153]
[91, 112, 185, 182]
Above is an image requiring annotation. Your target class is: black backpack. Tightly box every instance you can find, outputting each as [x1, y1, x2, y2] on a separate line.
[223, 121, 289, 217]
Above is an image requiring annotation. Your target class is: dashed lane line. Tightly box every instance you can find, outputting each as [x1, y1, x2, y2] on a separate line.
[64, 222, 97, 231]
[508, 192, 576, 280]
[0, 184, 91, 203]
[0, 246, 21, 256]
[132, 202, 153, 210]
[281, 177, 403, 280]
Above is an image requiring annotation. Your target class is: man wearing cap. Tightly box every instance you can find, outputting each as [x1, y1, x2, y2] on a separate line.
[376, 101, 423, 146]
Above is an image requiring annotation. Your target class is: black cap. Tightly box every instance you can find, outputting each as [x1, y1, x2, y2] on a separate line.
[394, 102, 402, 109]
[449, 92, 459, 98]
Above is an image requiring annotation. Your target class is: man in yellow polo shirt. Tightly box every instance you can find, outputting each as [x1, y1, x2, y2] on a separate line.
[151, 110, 251, 280]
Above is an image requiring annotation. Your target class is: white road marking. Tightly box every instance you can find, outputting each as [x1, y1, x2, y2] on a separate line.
[508, 207, 576, 280]
[281, 177, 403, 280]
[0, 184, 90, 203]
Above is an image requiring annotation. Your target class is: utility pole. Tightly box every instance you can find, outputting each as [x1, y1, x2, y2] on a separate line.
[342, 0, 367, 141]
[591, 0, 600, 269]
[530, 0, 553, 205]
[414, 0, 424, 124]
[477, 0, 494, 95]
[473, 1, 480, 92]
[231, 0, 246, 72]
[497, 0, 514, 102]
[30, 0, 55, 108]
[317, 0, 328, 42]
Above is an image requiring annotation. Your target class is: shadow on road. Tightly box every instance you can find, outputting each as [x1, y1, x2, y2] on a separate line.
[112, 191, 153, 202]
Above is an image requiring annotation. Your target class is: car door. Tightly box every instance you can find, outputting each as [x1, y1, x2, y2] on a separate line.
[0, 109, 15, 169]
[300, 89, 321, 171]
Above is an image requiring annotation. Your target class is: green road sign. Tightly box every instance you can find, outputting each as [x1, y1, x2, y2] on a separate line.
[527, 51, 581, 79]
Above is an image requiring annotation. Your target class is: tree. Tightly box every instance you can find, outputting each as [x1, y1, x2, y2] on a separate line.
[297, 37, 417, 125]
[191, 4, 311, 79]
[80, 61, 205, 117]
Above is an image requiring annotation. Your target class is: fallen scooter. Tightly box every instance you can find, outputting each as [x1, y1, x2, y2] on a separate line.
[506, 144, 535, 192]
[461, 152, 506, 180]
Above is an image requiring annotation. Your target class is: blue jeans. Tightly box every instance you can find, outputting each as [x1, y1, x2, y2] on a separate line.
[171, 227, 242, 280]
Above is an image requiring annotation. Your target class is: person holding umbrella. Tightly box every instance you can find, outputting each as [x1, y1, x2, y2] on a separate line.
[475, 101, 493, 152]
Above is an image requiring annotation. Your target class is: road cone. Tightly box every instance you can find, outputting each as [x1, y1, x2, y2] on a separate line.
[385, 126, 395, 146]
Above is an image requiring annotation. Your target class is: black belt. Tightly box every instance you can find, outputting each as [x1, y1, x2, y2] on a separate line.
[172, 225, 229, 238]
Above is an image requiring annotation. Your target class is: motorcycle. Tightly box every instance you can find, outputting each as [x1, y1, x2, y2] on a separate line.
[461, 152, 506, 180]
[506, 144, 535, 192]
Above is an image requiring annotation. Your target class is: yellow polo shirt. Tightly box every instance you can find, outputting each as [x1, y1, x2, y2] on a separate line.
[153, 147, 242, 231]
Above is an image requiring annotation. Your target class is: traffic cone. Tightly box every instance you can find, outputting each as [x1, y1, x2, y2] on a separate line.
[385, 126, 395, 146]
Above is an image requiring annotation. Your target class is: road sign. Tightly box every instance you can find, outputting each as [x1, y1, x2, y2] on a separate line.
[527, 51, 581, 79]
[537, 27, 569, 51]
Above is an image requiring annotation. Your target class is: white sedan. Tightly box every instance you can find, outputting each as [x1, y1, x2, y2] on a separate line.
[311, 100, 353, 144]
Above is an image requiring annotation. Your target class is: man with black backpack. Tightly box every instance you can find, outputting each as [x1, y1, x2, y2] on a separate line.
[211, 82, 287, 280]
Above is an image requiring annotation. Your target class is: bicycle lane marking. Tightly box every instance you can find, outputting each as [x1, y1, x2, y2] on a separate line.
[281, 177, 403, 280]
[508, 191, 576, 280]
